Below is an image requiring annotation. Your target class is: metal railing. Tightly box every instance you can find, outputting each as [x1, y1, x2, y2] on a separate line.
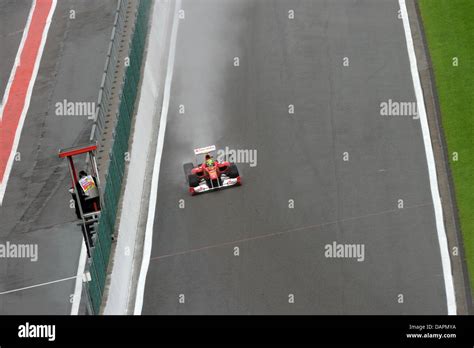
[90, 0, 129, 143]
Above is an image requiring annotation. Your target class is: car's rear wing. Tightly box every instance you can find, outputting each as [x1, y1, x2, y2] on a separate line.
[194, 145, 216, 155]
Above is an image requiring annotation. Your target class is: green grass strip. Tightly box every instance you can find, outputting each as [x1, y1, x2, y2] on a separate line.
[418, 0, 474, 294]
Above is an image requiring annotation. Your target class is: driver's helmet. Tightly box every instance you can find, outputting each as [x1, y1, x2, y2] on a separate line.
[205, 154, 214, 166]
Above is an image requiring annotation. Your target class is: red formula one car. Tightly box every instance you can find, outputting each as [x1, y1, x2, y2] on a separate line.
[183, 145, 241, 195]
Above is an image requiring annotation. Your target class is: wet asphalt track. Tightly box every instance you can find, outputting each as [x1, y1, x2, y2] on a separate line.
[0, 0, 115, 314]
[142, 0, 448, 314]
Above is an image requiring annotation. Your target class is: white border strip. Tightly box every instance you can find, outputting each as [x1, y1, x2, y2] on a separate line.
[399, 0, 456, 315]
[0, 0, 58, 206]
[133, 0, 182, 315]
[0, 1, 36, 122]
[70, 242, 87, 315]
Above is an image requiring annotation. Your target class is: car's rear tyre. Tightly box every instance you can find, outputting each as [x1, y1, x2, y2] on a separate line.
[227, 163, 239, 178]
[183, 163, 194, 177]
[188, 174, 200, 187]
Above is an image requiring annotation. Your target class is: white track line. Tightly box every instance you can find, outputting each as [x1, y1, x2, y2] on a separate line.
[399, 0, 456, 315]
[133, 0, 182, 315]
[0, 0, 57, 206]
[0, 275, 77, 296]
[70, 241, 87, 315]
